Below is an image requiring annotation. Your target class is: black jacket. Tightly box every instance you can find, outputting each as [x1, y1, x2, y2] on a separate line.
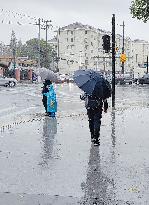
[80, 93, 108, 111]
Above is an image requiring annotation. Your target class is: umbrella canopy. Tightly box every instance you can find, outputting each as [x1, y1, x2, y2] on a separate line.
[73, 69, 111, 99]
[35, 67, 58, 82]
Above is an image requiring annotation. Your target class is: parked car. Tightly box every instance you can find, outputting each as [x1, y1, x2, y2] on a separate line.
[115, 74, 133, 85]
[69, 77, 74, 83]
[0, 76, 17, 87]
[59, 74, 70, 83]
[138, 74, 149, 84]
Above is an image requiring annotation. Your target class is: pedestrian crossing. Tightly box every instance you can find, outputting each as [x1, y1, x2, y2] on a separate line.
[0, 83, 85, 129]
[0, 83, 82, 102]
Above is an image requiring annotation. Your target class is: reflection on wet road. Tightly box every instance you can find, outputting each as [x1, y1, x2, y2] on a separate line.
[81, 144, 115, 204]
[0, 83, 149, 204]
[40, 117, 57, 168]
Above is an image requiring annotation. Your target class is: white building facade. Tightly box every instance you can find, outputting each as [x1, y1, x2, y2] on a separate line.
[49, 22, 149, 76]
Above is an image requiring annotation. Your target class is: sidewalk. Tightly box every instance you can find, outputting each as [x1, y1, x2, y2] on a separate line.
[0, 111, 90, 205]
[0, 88, 149, 204]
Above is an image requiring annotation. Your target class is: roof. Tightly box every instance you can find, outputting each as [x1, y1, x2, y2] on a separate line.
[48, 37, 57, 44]
[61, 22, 96, 31]
[133, 39, 149, 43]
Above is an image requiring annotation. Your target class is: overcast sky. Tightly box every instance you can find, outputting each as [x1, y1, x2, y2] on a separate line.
[1, 0, 149, 44]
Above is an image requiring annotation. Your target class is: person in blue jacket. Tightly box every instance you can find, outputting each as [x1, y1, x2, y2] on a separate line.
[42, 80, 57, 117]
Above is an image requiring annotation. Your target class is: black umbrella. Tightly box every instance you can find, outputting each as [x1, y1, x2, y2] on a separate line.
[73, 69, 111, 99]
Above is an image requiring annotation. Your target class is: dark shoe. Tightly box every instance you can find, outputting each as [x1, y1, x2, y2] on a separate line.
[91, 133, 95, 142]
[91, 138, 95, 142]
[94, 140, 100, 146]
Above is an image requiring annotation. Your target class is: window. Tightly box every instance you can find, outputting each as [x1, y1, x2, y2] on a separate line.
[85, 30, 87, 34]
[67, 38, 68, 42]
[71, 45, 74, 49]
[71, 38, 73, 42]
[85, 60, 88, 65]
[71, 31, 73, 35]
[91, 42, 93, 46]
[85, 45, 88, 50]
[91, 50, 93, 53]
[84, 38, 88, 43]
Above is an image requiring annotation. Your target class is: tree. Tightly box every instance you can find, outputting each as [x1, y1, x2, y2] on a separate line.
[10, 30, 17, 68]
[16, 40, 24, 57]
[8, 35, 53, 68]
[10, 30, 17, 52]
[16, 38, 53, 68]
[130, 0, 149, 22]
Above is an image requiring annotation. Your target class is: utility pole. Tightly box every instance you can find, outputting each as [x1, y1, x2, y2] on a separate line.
[45, 20, 49, 68]
[57, 27, 60, 72]
[35, 18, 41, 68]
[13, 48, 16, 70]
[42, 20, 52, 68]
[120, 21, 125, 74]
[147, 55, 148, 74]
[112, 14, 116, 107]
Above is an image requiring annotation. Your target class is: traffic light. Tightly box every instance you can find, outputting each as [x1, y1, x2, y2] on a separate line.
[115, 47, 119, 52]
[102, 35, 110, 53]
[120, 54, 127, 62]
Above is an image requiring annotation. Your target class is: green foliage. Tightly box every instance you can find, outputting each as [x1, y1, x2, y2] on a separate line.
[130, 0, 149, 22]
[10, 30, 17, 57]
[10, 30, 17, 50]
[8, 32, 55, 68]
[16, 38, 53, 68]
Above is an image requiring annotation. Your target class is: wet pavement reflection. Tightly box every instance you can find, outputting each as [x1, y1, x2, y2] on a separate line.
[0, 84, 149, 204]
[111, 108, 116, 148]
[81, 145, 115, 205]
[40, 117, 57, 168]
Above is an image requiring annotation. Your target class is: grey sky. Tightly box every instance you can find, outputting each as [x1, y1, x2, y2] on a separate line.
[1, 0, 149, 44]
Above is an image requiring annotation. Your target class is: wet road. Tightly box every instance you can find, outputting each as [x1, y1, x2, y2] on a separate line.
[0, 83, 149, 204]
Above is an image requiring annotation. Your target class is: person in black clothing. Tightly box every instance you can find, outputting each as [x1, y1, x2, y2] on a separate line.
[80, 93, 108, 146]
[42, 80, 52, 115]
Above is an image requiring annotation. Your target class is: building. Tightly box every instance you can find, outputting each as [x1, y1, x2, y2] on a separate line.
[131, 39, 149, 77]
[56, 22, 99, 74]
[49, 22, 149, 76]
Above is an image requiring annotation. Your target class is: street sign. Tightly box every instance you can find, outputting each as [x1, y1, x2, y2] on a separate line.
[120, 54, 127, 62]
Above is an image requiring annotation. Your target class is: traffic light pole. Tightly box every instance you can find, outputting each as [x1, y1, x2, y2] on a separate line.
[112, 14, 116, 108]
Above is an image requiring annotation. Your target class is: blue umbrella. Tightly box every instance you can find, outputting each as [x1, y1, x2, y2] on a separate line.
[73, 69, 111, 99]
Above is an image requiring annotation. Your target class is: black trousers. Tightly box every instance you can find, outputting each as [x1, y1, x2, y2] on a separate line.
[42, 96, 47, 112]
[87, 108, 102, 140]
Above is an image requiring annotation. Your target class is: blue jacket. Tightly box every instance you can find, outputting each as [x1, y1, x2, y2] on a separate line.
[44, 84, 57, 113]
